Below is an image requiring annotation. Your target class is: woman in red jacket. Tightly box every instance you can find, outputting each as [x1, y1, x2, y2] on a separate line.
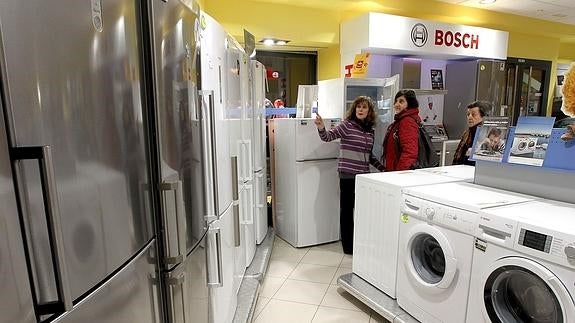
[382, 90, 421, 171]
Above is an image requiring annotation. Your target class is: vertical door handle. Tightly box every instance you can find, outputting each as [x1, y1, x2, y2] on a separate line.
[231, 157, 241, 247]
[10, 146, 73, 312]
[199, 90, 219, 222]
[206, 227, 223, 287]
[160, 180, 187, 264]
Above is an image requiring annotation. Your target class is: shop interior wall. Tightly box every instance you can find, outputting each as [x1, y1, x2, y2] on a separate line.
[203, 0, 575, 115]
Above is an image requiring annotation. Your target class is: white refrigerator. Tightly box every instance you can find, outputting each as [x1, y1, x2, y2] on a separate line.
[318, 75, 399, 160]
[273, 118, 341, 247]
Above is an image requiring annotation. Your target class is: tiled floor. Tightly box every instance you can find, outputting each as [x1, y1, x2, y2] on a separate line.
[253, 238, 389, 323]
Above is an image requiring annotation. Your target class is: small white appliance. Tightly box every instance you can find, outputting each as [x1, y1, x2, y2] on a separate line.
[274, 118, 341, 247]
[398, 182, 536, 323]
[467, 200, 575, 323]
[353, 165, 475, 299]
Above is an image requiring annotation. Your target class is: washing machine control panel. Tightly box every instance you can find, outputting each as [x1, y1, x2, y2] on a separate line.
[515, 223, 575, 268]
[403, 195, 477, 235]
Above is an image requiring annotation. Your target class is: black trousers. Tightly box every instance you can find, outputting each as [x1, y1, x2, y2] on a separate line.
[339, 177, 355, 255]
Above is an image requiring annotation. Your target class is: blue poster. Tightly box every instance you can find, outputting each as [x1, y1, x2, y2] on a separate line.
[507, 116, 555, 167]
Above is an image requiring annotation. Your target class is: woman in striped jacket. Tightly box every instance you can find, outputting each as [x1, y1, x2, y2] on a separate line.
[314, 96, 384, 254]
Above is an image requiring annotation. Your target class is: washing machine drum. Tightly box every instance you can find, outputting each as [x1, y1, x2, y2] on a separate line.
[411, 234, 446, 284]
[484, 265, 563, 323]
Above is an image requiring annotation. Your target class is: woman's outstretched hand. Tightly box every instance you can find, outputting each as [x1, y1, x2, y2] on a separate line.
[314, 113, 325, 130]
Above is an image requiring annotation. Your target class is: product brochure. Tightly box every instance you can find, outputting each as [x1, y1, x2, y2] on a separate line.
[430, 69, 443, 90]
[507, 116, 555, 167]
[471, 117, 509, 162]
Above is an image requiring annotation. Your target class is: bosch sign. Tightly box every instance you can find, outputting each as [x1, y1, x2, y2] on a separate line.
[411, 23, 480, 50]
[435, 30, 479, 49]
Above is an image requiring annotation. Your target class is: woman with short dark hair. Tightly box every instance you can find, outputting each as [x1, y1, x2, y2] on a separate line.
[381, 90, 421, 171]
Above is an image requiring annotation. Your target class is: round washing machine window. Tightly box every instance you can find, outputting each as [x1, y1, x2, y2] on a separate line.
[410, 234, 446, 284]
[484, 265, 563, 323]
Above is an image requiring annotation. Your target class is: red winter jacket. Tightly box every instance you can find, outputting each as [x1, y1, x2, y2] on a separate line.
[382, 108, 421, 171]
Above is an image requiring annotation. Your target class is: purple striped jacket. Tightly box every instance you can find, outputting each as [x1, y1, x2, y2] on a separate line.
[318, 119, 384, 175]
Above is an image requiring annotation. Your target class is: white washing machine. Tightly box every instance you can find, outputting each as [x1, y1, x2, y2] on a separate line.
[397, 182, 536, 323]
[414, 164, 475, 180]
[467, 200, 575, 323]
[353, 166, 475, 299]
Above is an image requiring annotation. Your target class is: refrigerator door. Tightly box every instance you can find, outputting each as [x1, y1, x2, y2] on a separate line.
[164, 238, 209, 323]
[295, 119, 340, 161]
[150, 0, 206, 266]
[254, 170, 268, 244]
[0, 104, 35, 323]
[52, 241, 160, 323]
[0, 0, 153, 314]
[372, 74, 400, 160]
[296, 159, 340, 247]
[251, 61, 267, 172]
[199, 12, 233, 213]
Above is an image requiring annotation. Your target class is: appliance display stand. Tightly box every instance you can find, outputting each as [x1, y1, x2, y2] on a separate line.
[337, 273, 419, 323]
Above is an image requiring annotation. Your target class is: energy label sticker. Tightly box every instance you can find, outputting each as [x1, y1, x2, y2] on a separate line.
[401, 213, 409, 223]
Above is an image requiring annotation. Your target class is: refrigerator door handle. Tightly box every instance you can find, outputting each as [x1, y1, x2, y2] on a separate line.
[206, 226, 223, 287]
[10, 146, 73, 312]
[160, 180, 187, 264]
[199, 90, 219, 222]
[231, 157, 240, 247]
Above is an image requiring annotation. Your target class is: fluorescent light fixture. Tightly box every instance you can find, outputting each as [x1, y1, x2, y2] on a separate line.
[259, 38, 290, 46]
[479, 0, 496, 4]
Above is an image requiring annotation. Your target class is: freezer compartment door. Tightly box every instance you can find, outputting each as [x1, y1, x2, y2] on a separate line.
[164, 238, 209, 323]
[207, 207, 239, 323]
[296, 160, 340, 247]
[0, 108, 35, 323]
[254, 171, 268, 244]
[53, 240, 160, 323]
[295, 119, 340, 161]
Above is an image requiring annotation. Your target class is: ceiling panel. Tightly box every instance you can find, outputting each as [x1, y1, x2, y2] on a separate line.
[436, 0, 575, 25]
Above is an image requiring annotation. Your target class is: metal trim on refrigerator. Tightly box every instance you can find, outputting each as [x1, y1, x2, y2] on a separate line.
[231, 156, 240, 247]
[9, 146, 73, 313]
[160, 180, 187, 265]
[199, 90, 219, 222]
[206, 227, 223, 287]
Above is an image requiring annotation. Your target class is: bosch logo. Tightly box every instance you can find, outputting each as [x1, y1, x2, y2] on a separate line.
[411, 23, 428, 47]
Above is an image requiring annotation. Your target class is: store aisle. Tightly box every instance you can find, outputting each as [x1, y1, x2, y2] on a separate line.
[253, 238, 389, 323]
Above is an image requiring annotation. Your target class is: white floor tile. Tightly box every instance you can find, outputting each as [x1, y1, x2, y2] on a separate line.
[288, 263, 338, 284]
[254, 299, 318, 323]
[339, 254, 353, 268]
[254, 296, 271, 318]
[259, 276, 285, 298]
[301, 250, 344, 267]
[330, 267, 352, 285]
[369, 312, 391, 323]
[273, 237, 292, 248]
[310, 241, 343, 253]
[271, 245, 310, 263]
[312, 306, 371, 323]
[273, 279, 330, 305]
[266, 260, 299, 278]
[320, 286, 373, 312]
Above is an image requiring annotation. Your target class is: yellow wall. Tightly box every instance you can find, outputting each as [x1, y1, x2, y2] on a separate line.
[204, 0, 575, 112]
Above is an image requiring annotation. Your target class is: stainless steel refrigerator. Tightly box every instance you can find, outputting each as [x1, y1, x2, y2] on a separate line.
[148, 3, 237, 323]
[0, 0, 158, 322]
[443, 59, 506, 139]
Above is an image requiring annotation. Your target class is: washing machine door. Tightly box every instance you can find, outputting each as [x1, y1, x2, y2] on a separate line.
[404, 223, 457, 294]
[481, 257, 575, 323]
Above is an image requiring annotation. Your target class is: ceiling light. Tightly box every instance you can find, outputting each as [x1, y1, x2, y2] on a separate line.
[479, 0, 496, 4]
[259, 38, 290, 46]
